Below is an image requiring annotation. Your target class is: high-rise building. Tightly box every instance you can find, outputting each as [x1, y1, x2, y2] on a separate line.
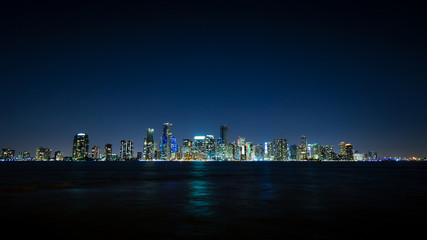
[225, 143, 234, 160]
[104, 144, 112, 161]
[297, 145, 308, 161]
[232, 142, 240, 160]
[216, 140, 226, 160]
[144, 128, 155, 160]
[238, 137, 246, 160]
[273, 139, 287, 161]
[182, 139, 192, 154]
[289, 144, 297, 160]
[301, 136, 307, 149]
[91, 146, 101, 159]
[72, 133, 89, 160]
[161, 122, 173, 159]
[193, 136, 206, 159]
[205, 135, 216, 159]
[264, 142, 273, 160]
[339, 142, 346, 156]
[220, 125, 229, 144]
[254, 144, 264, 160]
[246, 142, 253, 160]
[36, 147, 51, 161]
[1, 148, 15, 160]
[345, 144, 354, 160]
[171, 137, 178, 153]
[324, 145, 334, 160]
[307, 143, 313, 158]
[120, 140, 134, 160]
[312, 143, 320, 160]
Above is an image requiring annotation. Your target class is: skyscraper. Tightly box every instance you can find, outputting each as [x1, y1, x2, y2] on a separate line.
[246, 142, 253, 160]
[72, 133, 89, 160]
[120, 140, 134, 160]
[161, 122, 173, 159]
[144, 128, 155, 160]
[273, 139, 287, 161]
[238, 137, 246, 160]
[205, 135, 216, 159]
[193, 136, 206, 159]
[289, 144, 297, 160]
[254, 144, 264, 160]
[264, 141, 273, 160]
[345, 144, 354, 160]
[104, 144, 112, 161]
[171, 137, 177, 152]
[301, 136, 307, 149]
[220, 125, 229, 144]
[182, 139, 192, 153]
[339, 141, 346, 156]
[324, 145, 334, 160]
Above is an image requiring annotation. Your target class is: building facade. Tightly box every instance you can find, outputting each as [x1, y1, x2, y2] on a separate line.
[72, 133, 89, 160]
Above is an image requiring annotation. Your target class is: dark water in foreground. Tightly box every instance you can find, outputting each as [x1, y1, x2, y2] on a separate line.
[1, 161, 426, 239]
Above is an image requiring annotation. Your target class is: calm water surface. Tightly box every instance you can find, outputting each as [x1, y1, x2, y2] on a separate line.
[1, 161, 426, 239]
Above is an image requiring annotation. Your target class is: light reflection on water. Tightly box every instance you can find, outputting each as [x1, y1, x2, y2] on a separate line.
[1, 161, 427, 239]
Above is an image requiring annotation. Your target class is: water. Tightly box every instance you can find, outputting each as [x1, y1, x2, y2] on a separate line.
[1, 161, 426, 239]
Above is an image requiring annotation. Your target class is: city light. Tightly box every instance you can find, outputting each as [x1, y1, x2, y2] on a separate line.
[1, 123, 425, 162]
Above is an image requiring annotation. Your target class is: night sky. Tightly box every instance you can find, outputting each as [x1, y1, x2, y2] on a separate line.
[1, 1, 426, 157]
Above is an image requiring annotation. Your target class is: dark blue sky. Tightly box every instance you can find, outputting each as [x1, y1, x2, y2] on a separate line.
[1, 1, 426, 157]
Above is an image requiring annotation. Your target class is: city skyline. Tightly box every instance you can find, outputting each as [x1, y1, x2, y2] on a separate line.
[1, 122, 424, 160]
[1, 1, 426, 158]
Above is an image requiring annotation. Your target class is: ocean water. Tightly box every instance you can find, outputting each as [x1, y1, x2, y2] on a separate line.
[1, 161, 426, 239]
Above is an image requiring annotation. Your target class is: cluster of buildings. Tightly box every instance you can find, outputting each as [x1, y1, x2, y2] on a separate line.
[3, 122, 421, 162]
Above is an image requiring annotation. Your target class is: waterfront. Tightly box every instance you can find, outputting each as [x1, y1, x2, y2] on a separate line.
[1, 161, 426, 239]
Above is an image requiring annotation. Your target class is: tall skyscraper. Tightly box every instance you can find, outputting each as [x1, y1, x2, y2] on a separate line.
[171, 137, 178, 153]
[324, 145, 334, 160]
[161, 122, 173, 159]
[120, 140, 134, 160]
[301, 136, 307, 149]
[182, 139, 192, 153]
[36, 147, 51, 161]
[238, 137, 246, 160]
[312, 143, 320, 160]
[220, 125, 229, 144]
[264, 142, 273, 160]
[273, 139, 287, 161]
[246, 142, 253, 160]
[339, 142, 346, 156]
[297, 145, 308, 161]
[345, 144, 354, 160]
[144, 128, 155, 160]
[289, 144, 297, 160]
[104, 144, 112, 161]
[205, 135, 216, 159]
[72, 133, 89, 160]
[193, 136, 206, 159]
[254, 144, 264, 160]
